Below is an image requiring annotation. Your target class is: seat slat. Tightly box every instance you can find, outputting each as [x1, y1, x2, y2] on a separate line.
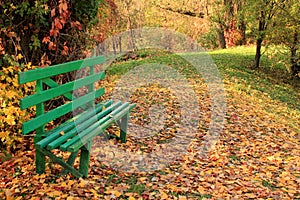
[22, 88, 105, 134]
[36, 100, 113, 148]
[21, 71, 105, 110]
[60, 102, 131, 151]
[46, 101, 122, 150]
[67, 103, 136, 152]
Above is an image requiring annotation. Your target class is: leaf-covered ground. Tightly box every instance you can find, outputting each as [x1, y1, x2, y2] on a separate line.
[1, 47, 299, 199]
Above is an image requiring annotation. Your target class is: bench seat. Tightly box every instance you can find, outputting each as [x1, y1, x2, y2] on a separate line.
[36, 100, 135, 152]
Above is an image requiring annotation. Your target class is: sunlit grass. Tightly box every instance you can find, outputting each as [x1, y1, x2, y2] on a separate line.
[208, 46, 299, 111]
[106, 46, 299, 111]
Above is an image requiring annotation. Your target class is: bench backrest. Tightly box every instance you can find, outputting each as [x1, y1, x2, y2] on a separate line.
[18, 56, 106, 136]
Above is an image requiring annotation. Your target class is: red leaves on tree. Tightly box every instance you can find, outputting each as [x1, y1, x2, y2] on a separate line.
[54, 18, 63, 30]
[70, 21, 83, 31]
[47, 0, 79, 56]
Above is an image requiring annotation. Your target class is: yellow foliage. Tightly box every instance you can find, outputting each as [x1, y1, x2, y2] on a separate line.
[0, 63, 35, 149]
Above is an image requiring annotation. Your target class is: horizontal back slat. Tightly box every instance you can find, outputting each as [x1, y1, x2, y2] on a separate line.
[18, 56, 105, 84]
[43, 78, 74, 101]
[22, 88, 105, 134]
[20, 71, 105, 110]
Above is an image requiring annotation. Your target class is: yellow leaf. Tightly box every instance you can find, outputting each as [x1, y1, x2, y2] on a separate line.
[160, 191, 168, 199]
[178, 195, 187, 200]
[60, 182, 67, 187]
[0, 131, 9, 140]
[115, 130, 120, 137]
[79, 179, 88, 187]
[128, 196, 136, 200]
[67, 180, 75, 187]
[60, 131, 65, 136]
[5, 115, 15, 125]
[139, 177, 147, 182]
[90, 189, 99, 197]
[16, 53, 23, 60]
[5, 189, 14, 200]
[111, 190, 122, 197]
[197, 186, 207, 193]
[244, 193, 257, 198]
[48, 190, 62, 197]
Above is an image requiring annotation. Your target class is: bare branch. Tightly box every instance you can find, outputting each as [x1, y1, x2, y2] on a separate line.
[155, 4, 205, 18]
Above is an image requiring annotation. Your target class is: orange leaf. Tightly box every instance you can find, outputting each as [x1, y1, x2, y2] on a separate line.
[42, 36, 50, 44]
[54, 18, 63, 30]
[51, 8, 56, 17]
[5, 189, 14, 200]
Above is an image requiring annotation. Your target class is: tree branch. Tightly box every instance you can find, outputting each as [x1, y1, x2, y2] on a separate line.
[155, 4, 205, 18]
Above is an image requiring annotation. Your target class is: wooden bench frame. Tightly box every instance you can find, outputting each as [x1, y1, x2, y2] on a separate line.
[18, 56, 135, 178]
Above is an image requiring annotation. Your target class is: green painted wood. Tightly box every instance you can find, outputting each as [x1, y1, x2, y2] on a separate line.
[60, 102, 130, 152]
[61, 150, 79, 176]
[22, 88, 105, 134]
[46, 101, 122, 150]
[43, 78, 73, 101]
[36, 147, 82, 178]
[79, 142, 92, 178]
[18, 56, 137, 178]
[43, 78, 101, 112]
[88, 66, 95, 92]
[119, 113, 129, 143]
[87, 66, 95, 109]
[18, 56, 105, 84]
[67, 103, 136, 152]
[20, 71, 105, 110]
[59, 113, 111, 151]
[36, 101, 113, 148]
[35, 118, 80, 148]
[35, 79, 46, 174]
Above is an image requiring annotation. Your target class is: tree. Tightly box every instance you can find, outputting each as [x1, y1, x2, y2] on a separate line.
[270, 0, 299, 77]
[0, 0, 104, 67]
[0, 0, 105, 150]
[244, 0, 286, 68]
[153, 0, 246, 49]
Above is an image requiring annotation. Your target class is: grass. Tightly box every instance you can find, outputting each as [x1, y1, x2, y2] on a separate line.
[107, 46, 299, 112]
[209, 46, 299, 111]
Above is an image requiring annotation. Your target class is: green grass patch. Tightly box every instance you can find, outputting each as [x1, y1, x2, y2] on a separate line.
[106, 46, 299, 112]
[126, 183, 147, 194]
[107, 49, 199, 79]
[209, 46, 300, 111]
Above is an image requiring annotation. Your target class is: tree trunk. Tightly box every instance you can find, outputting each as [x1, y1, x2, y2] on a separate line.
[254, 38, 263, 68]
[254, 10, 266, 68]
[238, 21, 246, 45]
[236, 0, 246, 45]
[290, 30, 299, 77]
[216, 25, 226, 49]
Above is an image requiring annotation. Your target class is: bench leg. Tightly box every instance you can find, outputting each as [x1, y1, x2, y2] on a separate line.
[36, 147, 82, 178]
[118, 113, 129, 143]
[61, 150, 79, 176]
[35, 136, 46, 174]
[79, 141, 92, 178]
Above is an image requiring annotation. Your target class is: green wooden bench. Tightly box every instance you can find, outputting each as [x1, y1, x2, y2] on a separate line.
[18, 56, 135, 178]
